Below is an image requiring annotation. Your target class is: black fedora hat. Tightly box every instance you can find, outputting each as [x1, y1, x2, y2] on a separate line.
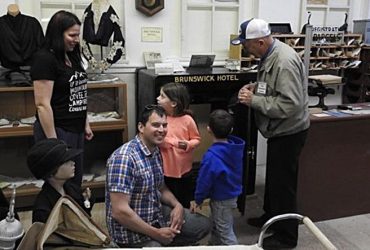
[27, 138, 82, 179]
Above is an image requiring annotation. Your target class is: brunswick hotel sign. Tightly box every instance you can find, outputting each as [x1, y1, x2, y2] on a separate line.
[174, 74, 240, 83]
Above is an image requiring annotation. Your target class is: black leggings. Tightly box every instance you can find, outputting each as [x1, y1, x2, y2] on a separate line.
[164, 174, 194, 209]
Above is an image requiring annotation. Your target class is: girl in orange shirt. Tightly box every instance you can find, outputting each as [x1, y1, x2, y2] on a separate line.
[157, 82, 201, 208]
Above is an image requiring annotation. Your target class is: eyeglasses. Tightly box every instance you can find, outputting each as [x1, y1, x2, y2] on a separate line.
[144, 104, 166, 113]
[145, 104, 161, 110]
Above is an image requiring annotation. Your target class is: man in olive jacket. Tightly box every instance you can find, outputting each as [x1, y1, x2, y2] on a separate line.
[234, 18, 310, 249]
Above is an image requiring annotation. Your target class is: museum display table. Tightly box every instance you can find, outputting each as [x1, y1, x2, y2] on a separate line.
[298, 106, 370, 221]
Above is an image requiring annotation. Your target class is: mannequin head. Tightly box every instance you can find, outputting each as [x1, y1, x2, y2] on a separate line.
[7, 4, 20, 17]
[27, 138, 82, 180]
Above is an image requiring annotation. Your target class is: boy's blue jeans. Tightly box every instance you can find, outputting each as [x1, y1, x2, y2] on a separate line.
[209, 197, 238, 245]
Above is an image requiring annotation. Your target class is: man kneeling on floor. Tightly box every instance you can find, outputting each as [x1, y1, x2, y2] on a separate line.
[105, 105, 211, 247]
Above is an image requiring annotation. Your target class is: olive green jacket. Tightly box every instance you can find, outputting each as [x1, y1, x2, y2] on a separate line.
[251, 40, 310, 138]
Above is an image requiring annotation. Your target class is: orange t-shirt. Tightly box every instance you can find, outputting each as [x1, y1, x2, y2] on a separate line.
[159, 115, 201, 178]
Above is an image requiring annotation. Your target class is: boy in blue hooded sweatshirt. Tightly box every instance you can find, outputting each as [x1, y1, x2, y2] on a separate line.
[191, 109, 245, 245]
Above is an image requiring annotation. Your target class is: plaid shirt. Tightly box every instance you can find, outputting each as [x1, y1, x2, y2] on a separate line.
[106, 135, 166, 244]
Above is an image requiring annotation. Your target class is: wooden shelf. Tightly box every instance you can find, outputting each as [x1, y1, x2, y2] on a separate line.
[238, 33, 363, 71]
[87, 82, 126, 89]
[0, 120, 127, 138]
[0, 125, 33, 138]
[3, 180, 105, 199]
[0, 86, 33, 92]
[0, 81, 126, 92]
[312, 45, 339, 48]
[91, 120, 127, 131]
[341, 45, 361, 48]
[273, 34, 305, 38]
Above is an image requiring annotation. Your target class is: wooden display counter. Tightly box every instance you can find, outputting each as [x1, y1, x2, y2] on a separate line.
[297, 109, 370, 221]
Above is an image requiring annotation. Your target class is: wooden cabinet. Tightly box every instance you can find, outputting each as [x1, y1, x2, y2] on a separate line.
[232, 33, 362, 71]
[298, 112, 370, 221]
[0, 82, 128, 209]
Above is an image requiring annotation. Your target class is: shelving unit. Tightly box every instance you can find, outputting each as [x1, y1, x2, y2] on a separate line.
[232, 33, 363, 71]
[343, 46, 370, 103]
[0, 81, 128, 209]
[274, 33, 362, 70]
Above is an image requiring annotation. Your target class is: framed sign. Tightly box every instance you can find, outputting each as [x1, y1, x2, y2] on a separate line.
[136, 0, 164, 16]
[141, 27, 163, 42]
[312, 26, 344, 45]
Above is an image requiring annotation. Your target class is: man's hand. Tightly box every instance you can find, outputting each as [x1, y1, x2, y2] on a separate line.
[169, 203, 185, 230]
[240, 83, 256, 92]
[190, 201, 203, 213]
[189, 201, 197, 213]
[238, 85, 254, 106]
[153, 227, 180, 245]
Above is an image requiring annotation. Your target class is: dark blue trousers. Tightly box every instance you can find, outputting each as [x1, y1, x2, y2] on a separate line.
[264, 129, 308, 244]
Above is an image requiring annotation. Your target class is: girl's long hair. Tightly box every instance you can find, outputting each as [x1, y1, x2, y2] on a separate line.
[161, 82, 192, 117]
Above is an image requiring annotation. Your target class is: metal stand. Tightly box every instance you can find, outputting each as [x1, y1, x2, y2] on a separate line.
[303, 25, 313, 82]
[257, 213, 337, 250]
[88, 46, 119, 83]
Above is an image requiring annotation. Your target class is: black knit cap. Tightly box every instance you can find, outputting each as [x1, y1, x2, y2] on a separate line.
[27, 138, 83, 179]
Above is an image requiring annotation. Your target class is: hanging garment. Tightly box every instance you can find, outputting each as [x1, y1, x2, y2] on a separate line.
[82, 3, 125, 68]
[0, 13, 44, 70]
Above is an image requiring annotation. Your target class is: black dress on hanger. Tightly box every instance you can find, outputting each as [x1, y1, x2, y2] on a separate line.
[0, 13, 44, 69]
[0, 13, 44, 86]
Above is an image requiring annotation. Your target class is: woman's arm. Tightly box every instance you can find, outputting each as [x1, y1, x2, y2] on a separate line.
[85, 117, 94, 140]
[33, 80, 57, 138]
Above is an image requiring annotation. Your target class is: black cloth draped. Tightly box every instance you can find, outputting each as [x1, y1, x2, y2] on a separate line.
[0, 13, 44, 69]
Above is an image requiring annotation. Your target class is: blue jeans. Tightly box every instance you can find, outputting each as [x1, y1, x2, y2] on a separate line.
[209, 198, 238, 245]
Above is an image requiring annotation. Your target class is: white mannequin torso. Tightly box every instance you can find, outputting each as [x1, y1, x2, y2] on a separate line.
[91, 0, 110, 30]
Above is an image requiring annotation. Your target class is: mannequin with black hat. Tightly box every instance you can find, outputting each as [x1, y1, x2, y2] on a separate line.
[27, 138, 93, 223]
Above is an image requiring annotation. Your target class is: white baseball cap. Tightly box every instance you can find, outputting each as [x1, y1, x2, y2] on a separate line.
[231, 18, 271, 45]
